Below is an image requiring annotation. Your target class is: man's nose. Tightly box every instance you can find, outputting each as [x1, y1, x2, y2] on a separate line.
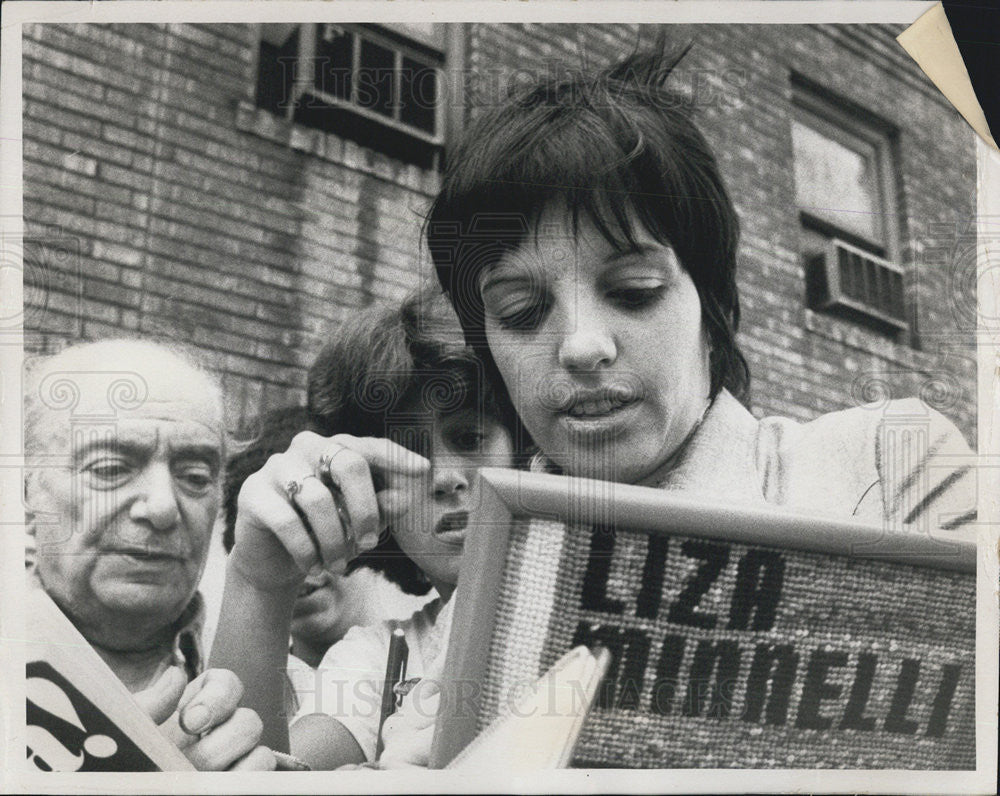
[129, 464, 181, 532]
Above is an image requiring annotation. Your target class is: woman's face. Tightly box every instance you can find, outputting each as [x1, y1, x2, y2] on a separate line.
[480, 204, 711, 484]
[392, 407, 514, 597]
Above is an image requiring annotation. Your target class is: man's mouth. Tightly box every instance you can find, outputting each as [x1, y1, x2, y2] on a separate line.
[108, 547, 184, 563]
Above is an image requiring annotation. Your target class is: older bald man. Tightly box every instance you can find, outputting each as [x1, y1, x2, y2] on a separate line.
[25, 338, 273, 770]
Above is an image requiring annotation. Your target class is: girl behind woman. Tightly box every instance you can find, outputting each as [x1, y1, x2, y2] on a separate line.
[210, 291, 515, 768]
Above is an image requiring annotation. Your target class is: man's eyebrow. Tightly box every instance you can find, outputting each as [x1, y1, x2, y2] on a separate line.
[169, 443, 223, 467]
[71, 437, 153, 464]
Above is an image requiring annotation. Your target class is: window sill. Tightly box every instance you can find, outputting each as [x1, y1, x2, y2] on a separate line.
[803, 308, 920, 369]
[235, 100, 439, 194]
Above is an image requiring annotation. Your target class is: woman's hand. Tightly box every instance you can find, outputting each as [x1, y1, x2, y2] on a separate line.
[230, 432, 430, 592]
[134, 667, 276, 770]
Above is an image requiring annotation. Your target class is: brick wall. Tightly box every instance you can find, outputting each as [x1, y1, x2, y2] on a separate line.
[22, 22, 439, 433]
[22, 22, 978, 443]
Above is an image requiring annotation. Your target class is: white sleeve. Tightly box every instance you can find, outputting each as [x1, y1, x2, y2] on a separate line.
[283, 653, 314, 723]
[290, 624, 390, 762]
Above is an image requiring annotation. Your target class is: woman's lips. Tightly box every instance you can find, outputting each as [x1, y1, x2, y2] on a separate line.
[434, 511, 469, 545]
[559, 396, 643, 435]
[106, 547, 185, 563]
[548, 381, 644, 417]
[566, 394, 639, 417]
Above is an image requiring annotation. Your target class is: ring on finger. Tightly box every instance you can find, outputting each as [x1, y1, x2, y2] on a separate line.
[282, 478, 303, 500]
[283, 472, 318, 501]
[284, 472, 327, 569]
[317, 442, 348, 475]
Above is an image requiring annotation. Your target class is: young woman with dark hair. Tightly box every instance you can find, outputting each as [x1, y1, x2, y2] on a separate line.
[424, 46, 974, 508]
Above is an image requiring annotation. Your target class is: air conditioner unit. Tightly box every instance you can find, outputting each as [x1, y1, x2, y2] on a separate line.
[808, 238, 908, 332]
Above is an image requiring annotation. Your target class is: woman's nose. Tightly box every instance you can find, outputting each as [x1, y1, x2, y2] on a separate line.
[557, 317, 617, 371]
[129, 465, 181, 532]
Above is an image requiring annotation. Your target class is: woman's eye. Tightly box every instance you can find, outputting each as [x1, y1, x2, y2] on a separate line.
[493, 302, 548, 331]
[483, 284, 549, 332]
[607, 285, 665, 309]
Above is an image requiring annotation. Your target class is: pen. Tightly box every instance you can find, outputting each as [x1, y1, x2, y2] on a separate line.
[375, 628, 409, 761]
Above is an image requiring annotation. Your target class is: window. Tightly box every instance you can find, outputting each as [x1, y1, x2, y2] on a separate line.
[256, 23, 445, 169]
[791, 78, 905, 335]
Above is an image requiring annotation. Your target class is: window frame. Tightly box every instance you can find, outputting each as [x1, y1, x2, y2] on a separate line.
[253, 21, 450, 170]
[790, 80, 901, 263]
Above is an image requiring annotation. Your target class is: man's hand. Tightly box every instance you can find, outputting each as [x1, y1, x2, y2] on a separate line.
[134, 667, 276, 770]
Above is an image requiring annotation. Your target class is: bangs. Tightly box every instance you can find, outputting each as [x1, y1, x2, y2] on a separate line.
[437, 104, 659, 258]
[429, 78, 734, 317]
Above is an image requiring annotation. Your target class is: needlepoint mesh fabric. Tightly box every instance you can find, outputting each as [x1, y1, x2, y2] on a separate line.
[477, 517, 975, 769]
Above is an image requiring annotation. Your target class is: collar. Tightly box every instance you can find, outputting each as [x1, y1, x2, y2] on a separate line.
[171, 592, 206, 682]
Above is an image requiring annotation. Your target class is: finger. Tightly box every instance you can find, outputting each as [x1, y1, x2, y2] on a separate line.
[322, 443, 382, 551]
[184, 707, 264, 771]
[228, 745, 277, 771]
[378, 719, 434, 768]
[331, 435, 430, 480]
[178, 668, 245, 736]
[376, 488, 419, 526]
[285, 474, 346, 569]
[133, 666, 187, 726]
[242, 466, 334, 575]
[405, 677, 441, 727]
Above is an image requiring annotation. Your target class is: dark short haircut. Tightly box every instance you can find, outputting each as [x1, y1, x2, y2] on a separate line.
[306, 289, 515, 594]
[426, 46, 751, 404]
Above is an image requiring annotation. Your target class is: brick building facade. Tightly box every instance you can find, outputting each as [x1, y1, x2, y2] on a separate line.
[21, 22, 978, 443]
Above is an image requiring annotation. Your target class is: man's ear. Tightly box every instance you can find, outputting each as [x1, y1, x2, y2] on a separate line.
[23, 465, 45, 512]
[24, 468, 38, 569]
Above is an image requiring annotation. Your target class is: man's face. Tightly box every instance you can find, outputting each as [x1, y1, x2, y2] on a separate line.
[31, 350, 224, 638]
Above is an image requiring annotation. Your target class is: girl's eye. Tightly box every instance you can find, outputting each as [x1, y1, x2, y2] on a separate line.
[451, 430, 485, 452]
[483, 283, 550, 332]
[607, 284, 666, 309]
